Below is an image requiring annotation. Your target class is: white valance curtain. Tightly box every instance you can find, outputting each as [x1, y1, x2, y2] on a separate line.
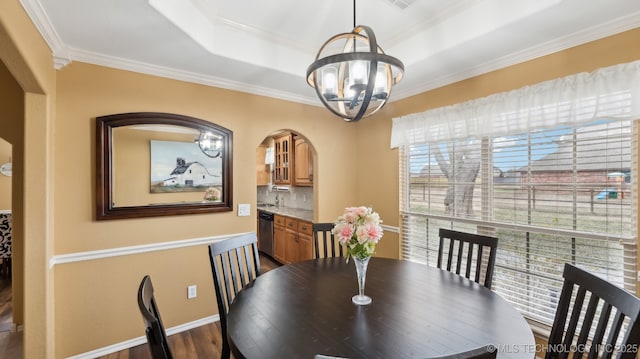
[391, 60, 640, 147]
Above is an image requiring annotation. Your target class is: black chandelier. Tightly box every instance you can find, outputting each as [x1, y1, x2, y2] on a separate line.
[306, 0, 404, 122]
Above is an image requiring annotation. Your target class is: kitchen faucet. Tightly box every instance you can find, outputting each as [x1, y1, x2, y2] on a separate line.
[274, 187, 285, 208]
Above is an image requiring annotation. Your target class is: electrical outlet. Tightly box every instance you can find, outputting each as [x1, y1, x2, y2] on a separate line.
[238, 203, 250, 216]
[187, 285, 197, 299]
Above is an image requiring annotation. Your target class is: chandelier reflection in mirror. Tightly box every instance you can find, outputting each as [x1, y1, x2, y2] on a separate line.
[196, 131, 223, 158]
[306, 1, 404, 122]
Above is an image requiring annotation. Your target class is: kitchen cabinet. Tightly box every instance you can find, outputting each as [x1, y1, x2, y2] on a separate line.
[273, 132, 314, 187]
[296, 220, 313, 262]
[284, 217, 313, 264]
[273, 215, 286, 263]
[274, 133, 292, 185]
[284, 222, 298, 264]
[256, 145, 270, 186]
[293, 135, 313, 186]
[273, 214, 312, 264]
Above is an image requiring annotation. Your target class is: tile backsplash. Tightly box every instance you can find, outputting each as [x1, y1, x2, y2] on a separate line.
[257, 186, 313, 211]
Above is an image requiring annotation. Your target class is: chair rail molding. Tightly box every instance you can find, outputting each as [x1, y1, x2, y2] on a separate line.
[381, 224, 399, 233]
[49, 232, 253, 268]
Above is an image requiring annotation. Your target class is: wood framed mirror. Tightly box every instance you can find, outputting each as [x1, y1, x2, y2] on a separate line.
[96, 112, 233, 220]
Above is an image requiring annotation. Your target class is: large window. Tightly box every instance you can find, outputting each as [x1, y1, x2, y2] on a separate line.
[400, 119, 637, 325]
[395, 61, 640, 327]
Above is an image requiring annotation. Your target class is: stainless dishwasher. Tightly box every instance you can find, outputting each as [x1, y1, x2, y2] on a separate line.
[258, 210, 274, 257]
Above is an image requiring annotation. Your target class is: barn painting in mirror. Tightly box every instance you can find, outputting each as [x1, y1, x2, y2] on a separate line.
[150, 140, 222, 200]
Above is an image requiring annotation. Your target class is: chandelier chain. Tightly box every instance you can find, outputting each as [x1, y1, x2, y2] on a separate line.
[353, 0, 356, 28]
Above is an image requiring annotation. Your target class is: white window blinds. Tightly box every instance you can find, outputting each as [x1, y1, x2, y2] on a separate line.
[396, 61, 639, 327]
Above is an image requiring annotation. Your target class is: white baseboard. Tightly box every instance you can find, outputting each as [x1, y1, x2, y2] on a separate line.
[66, 315, 219, 359]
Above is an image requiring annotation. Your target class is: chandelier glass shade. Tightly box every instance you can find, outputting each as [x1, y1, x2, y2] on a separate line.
[196, 131, 223, 158]
[306, 25, 404, 122]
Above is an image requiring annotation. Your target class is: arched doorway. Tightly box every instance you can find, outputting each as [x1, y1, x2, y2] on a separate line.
[256, 130, 315, 211]
[255, 130, 317, 263]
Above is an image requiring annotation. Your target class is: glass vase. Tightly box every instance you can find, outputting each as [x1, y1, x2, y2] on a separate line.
[352, 256, 372, 305]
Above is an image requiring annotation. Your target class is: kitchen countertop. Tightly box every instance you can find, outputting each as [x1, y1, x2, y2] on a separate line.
[256, 204, 313, 222]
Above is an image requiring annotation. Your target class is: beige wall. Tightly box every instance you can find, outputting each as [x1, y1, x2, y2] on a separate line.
[53, 62, 358, 253]
[2, 0, 640, 356]
[52, 62, 361, 356]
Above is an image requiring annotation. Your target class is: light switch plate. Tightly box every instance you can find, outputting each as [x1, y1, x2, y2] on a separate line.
[238, 203, 250, 216]
[187, 285, 197, 299]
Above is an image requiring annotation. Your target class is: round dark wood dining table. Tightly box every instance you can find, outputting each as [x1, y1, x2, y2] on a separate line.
[226, 257, 535, 359]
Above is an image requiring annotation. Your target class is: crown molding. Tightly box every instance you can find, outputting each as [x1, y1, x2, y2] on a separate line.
[19, 0, 640, 105]
[393, 11, 640, 101]
[19, 0, 72, 69]
[67, 47, 321, 106]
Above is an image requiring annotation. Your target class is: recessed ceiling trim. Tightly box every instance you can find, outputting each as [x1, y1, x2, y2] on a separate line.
[149, 0, 310, 77]
[390, 0, 563, 66]
[188, 0, 319, 55]
[384, 0, 473, 44]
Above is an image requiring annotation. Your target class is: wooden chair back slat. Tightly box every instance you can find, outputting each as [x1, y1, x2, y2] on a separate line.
[437, 229, 498, 289]
[313, 222, 344, 259]
[208, 233, 261, 359]
[546, 263, 640, 359]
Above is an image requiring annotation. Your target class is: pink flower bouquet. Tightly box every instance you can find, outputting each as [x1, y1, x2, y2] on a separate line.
[332, 206, 383, 261]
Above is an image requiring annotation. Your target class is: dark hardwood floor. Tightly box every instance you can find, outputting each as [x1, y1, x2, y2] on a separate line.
[0, 253, 280, 359]
[0, 275, 13, 332]
[100, 321, 227, 359]
[0, 274, 21, 359]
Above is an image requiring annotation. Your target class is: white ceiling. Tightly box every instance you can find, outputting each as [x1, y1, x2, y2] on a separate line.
[20, 0, 640, 107]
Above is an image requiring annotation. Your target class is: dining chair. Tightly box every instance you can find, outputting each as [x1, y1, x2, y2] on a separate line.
[208, 233, 262, 359]
[437, 228, 498, 289]
[137, 275, 173, 359]
[313, 222, 344, 259]
[546, 263, 640, 359]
